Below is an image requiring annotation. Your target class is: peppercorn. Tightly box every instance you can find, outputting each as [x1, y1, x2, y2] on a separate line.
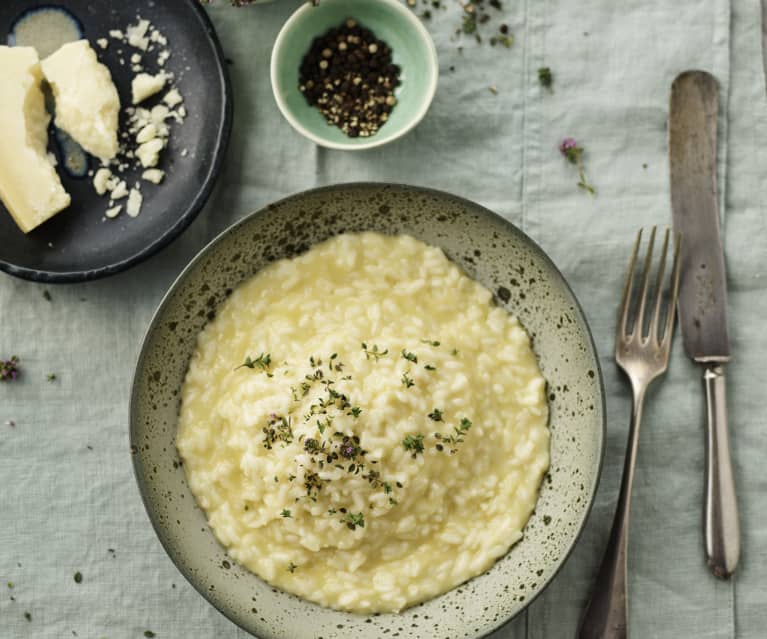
[298, 18, 401, 138]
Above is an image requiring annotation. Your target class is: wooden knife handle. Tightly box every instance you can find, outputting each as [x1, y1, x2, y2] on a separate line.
[703, 364, 740, 578]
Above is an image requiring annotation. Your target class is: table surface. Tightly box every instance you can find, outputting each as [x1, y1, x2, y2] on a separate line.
[2, 0, 766, 637]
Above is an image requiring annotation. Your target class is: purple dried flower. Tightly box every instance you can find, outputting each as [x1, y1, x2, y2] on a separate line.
[340, 443, 356, 458]
[0, 356, 19, 382]
[559, 137, 578, 154]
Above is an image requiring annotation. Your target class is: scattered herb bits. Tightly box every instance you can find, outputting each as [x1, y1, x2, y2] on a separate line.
[538, 66, 553, 90]
[0, 355, 19, 382]
[299, 18, 401, 138]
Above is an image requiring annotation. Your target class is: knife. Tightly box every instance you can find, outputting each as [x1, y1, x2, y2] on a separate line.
[669, 70, 740, 579]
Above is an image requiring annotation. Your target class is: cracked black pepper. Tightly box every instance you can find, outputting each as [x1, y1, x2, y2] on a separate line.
[298, 18, 401, 138]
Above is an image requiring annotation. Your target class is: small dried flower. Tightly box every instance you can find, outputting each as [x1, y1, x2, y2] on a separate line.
[559, 138, 596, 195]
[0, 356, 19, 382]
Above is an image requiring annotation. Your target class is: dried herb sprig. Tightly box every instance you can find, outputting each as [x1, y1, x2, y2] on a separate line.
[362, 343, 388, 361]
[235, 352, 271, 371]
[343, 512, 365, 530]
[538, 67, 553, 90]
[0, 356, 19, 382]
[402, 433, 425, 457]
[435, 418, 474, 453]
[559, 138, 596, 195]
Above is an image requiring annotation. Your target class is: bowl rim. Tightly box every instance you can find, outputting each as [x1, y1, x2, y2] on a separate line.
[269, 0, 439, 151]
[130, 182, 606, 638]
[0, 0, 233, 284]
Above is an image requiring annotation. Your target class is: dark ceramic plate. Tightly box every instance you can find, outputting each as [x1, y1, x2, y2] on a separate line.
[0, 0, 232, 282]
[131, 183, 606, 639]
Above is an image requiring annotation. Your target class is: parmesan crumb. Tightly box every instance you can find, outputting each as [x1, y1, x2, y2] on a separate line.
[126, 189, 143, 217]
[126, 18, 151, 51]
[132, 72, 168, 104]
[142, 169, 165, 184]
[93, 168, 112, 195]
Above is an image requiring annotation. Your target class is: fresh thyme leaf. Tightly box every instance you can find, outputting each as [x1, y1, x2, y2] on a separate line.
[350, 406, 362, 418]
[343, 511, 365, 530]
[401, 372, 415, 388]
[428, 408, 443, 422]
[362, 343, 388, 361]
[420, 339, 440, 347]
[74, 571, 82, 584]
[424, 364, 437, 371]
[24, 612, 32, 622]
[451, 348, 459, 356]
[235, 352, 271, 371]
[434, 417, 473, 452]
[401, 350, 418, 363]
[47, 373, 57, 382]
[43, 290, 52, 301]
[281, 509, 292, 518]
[144, 631, 156, 638]
[402, 433, 425, 457]
[287, 561, 297, 573]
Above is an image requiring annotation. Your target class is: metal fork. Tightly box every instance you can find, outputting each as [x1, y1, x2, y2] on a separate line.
[578, 227, 681, 639]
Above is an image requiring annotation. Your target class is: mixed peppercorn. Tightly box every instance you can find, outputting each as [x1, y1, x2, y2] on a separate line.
[299, 19, 401, 138]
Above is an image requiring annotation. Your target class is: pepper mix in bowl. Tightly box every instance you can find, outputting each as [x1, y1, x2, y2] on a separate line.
[298, 18, 401, 138]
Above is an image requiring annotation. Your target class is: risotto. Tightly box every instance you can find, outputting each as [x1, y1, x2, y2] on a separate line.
[176, 232, 549, 613]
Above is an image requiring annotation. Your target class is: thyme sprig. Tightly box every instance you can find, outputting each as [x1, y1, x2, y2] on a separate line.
[235, 352, 271, 372]
[343, 512, 365, 530]
[362, 342, 388, 361]
[402, 433, 425, 457]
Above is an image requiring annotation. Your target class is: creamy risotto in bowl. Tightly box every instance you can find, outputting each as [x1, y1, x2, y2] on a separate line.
[176, 232, 549, 613]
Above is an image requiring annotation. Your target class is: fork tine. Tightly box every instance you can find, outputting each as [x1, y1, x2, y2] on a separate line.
[663, 232, 682, 345]
[619, 228, 643, 337]
[649, 228, 671, 343]
[636, 226, 657, 339]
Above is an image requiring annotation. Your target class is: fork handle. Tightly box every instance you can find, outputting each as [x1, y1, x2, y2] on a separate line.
[578, 388, 645, 639]
[703, 365, 740, 578]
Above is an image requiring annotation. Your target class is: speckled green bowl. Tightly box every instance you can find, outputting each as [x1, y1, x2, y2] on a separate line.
[270, 0, 438, 150]
[130, 183, 605, 639]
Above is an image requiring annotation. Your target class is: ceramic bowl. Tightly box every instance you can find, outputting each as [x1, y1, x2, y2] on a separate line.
[130, 183, 605, 639]
[270, 0, 438, 150]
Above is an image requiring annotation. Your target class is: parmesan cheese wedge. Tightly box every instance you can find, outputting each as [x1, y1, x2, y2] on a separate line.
[41, 40, 120, 161]
[0, 46, 70, 233]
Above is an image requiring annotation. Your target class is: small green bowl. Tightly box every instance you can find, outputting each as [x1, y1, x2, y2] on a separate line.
[270, 0, 438, 150]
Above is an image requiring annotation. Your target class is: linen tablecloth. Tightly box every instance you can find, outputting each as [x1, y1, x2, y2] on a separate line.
[2, 0, 766, 637]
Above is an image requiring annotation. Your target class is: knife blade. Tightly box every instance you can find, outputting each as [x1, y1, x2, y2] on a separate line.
[669, 70, 740, 578]
[669, 71, 729, 361]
